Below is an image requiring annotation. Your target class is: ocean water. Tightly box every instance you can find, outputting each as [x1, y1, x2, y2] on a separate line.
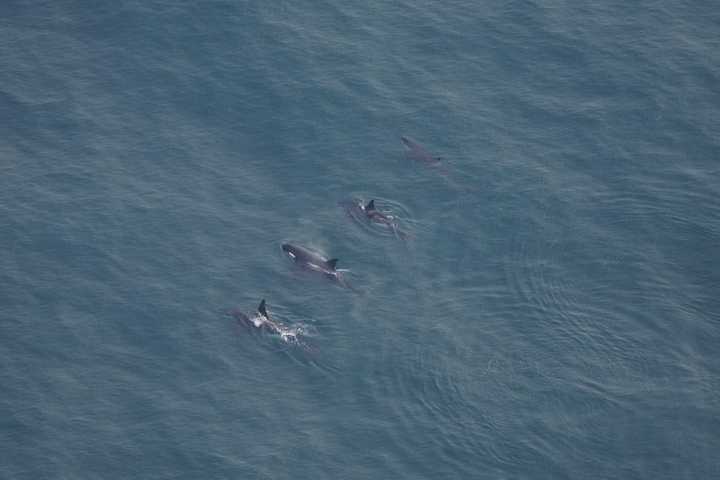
[1, 1, 719, 478]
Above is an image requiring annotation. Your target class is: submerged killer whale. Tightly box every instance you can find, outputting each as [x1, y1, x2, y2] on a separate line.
[401, 136, 443, 167]
[362, 199, 390, 223]
[356, 199, 409, 240]
[281, 243, 351, 288]
[401, 135, 466, 190]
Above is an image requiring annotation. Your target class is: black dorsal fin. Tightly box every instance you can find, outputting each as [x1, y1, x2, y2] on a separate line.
[258, 299, 268, 318]
[326, 258, 338, 270]
[365, 199, 376, 211]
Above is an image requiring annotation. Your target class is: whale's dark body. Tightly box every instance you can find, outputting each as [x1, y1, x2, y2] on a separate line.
[341, 199, 409, 240]
[232, 299, 311, 347]
[232, 299, 282, 334]
[281, 244, 337, 273]
[401, 136, 442, 166]
[281, 243, 351, 289]
[400, 135, 463, 189]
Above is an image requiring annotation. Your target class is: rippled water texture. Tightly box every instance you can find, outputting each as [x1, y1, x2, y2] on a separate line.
[1, 1, 719, 478]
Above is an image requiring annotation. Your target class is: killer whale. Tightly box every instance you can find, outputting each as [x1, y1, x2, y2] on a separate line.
[350, 199, 410, 240]
[401, 136, 443, 166]
[231, 299, 309, 345]
[232, 299, 282, 334]
[281, 243, 352, 289]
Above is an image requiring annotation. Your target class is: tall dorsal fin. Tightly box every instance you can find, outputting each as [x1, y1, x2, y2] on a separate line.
[326, 258, 338, 270]
[258, 299, 268, 318]
[365, 199, 376, 211]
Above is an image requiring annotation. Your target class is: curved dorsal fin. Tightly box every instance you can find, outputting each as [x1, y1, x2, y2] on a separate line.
[365, 199, 376, 211]
[258, 299, 268, 318]
[326, 258, 338, 270]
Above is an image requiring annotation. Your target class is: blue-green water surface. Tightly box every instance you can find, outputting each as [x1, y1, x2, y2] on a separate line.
[1, 1, 719, 478]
